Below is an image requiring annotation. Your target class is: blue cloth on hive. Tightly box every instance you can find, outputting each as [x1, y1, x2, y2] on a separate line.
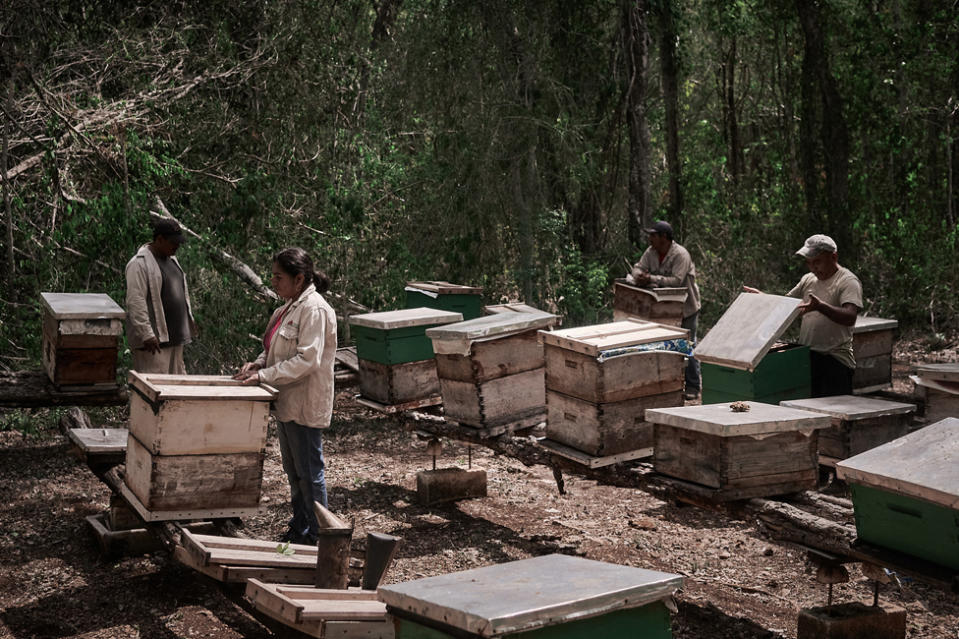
[597, 338, 693, 362]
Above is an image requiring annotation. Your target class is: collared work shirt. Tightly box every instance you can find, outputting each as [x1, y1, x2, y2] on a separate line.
[633, 241, 702, 319]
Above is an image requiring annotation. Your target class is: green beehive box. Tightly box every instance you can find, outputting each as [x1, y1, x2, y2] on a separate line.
[405, 281, 484, 320]
[836, 417, 959, 570]
[701, 344, 810, 404]
[695, 292, 811, 404]
[378, 554, 682, 639]
[350, 308, 463, 365]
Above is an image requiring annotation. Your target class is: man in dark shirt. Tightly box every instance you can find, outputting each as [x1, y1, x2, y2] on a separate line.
[125, 219, 197, 373]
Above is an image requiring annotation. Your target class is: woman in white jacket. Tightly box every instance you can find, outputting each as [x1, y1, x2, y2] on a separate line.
[234, 248, 337, 545]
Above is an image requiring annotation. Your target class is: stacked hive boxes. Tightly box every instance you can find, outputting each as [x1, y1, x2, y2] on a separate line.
[40, 292, 125, 388]
[541, 320, 688, 461]
[123, 372, 276, 520]
[350, 308, 463, 408]
[426, 311, 558, 431]
[851, 316, 898, 392]
[910, 363, 959, 424]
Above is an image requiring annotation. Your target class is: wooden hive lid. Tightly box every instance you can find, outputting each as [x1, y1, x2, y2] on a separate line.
[405, 280, 484, 295]
[836, 417, 959, 509]
[913, 362, 959, 383]
[348, 307, 463, 330]
[538, 319, 688, 357]
[427, 312, 558, 356]
[40, 292, 126, 320]
[852, 315, 898, 333]
[779, 395, 916, 421]
[644, 401, 831, 436]
[483, 303, 545, 315]
[128, 372, 278, 403]
[377, 554, 682, 637]
[694, 292, 802, 371]
[613, 280, 689, 303]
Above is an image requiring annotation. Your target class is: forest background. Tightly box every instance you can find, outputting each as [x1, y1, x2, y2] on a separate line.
[1, 0, 957, 382]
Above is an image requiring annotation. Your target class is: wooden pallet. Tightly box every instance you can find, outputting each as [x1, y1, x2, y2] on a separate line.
[245, 579, 392, 638]
[175, 529, 321, 584]
[538, 437, 652, 469]
[355, 394, 443, 414]
[118, 479, 262, 522]
[86, 513, 215, 558]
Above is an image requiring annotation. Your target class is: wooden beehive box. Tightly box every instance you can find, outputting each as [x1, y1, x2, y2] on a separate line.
[646, 402, 830, 500]
[541, 320, 688, 459]
[128, 372, 277, 455]
[780, 395, 915, 463]
[836, 417, 959, 570]
[426, 311, 557, 429]
[910, 363, 959, 425]
[350, 308, 463, 366]
[40, 292, 125, 387]
[378, 554, 683, 639]
[405, 281, 484, 320]
[123, 374, 277, 521]
[852, 316, 898, 392]
[612, 280, 687, 327]
[696, 293, 810, 404]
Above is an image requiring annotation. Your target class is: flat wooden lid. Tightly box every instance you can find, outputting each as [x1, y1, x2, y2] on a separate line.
[836, 418, 959, 509]
[779, 395, 915, 420]
[913, 362, 959, 383]
[539, 319, 688, 357]
[40, 292, 126, 319]
[128, 372, 278, 402]
[645, 402, 831, 436]
[852, 316, 898, 333]
[378, 554, 682, 637]
[426, 312, 556, 341]
[484, 303, 545, 315]
[349, 307, 463, 329]
[694, 292, 802, 371]
[405, 280, 483, 295]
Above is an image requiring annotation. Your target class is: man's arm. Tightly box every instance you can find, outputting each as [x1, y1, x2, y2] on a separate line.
[798, 296, 859, 326]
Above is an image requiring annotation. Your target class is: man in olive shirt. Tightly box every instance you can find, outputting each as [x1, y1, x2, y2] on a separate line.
[125, 219, 197, 373]
[628, 220, 702, 399]
[745, 234, 862, 397]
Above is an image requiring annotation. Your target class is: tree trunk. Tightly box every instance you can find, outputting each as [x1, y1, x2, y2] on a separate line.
[623, 0, 651, 249]
[797, 0, 850, 251]
[721, 38, 742, 183]
[2, 72, 13, 287]
[352, 0, 403, 120]
[657, 0, 684, 236]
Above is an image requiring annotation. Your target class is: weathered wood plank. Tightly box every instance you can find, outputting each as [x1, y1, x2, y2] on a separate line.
[694, 293, 802, 371]
[545, 345, 685, 404]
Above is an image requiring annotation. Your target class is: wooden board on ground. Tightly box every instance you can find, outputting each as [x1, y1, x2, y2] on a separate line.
[355, 394, 443, 414]
[538, 437, 653, 469]
[174, 546, 317, 585]
[694, 292, 802, 371]
[539, 319, 687, 357]
[87, 513, 214, 558]
[67, 427, 128, 466]
[245, 579, 392, 638]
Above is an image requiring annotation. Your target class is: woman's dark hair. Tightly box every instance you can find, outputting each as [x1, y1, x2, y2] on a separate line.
[273, 247, 330, 294]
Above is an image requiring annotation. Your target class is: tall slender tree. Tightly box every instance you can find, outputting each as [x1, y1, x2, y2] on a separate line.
[623, 0, 651, 249]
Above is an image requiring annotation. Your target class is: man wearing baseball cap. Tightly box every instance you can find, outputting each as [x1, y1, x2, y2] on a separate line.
[627, 220, 702, 399]
[744, 234, 862, 396]
[125, 218, 198, 373]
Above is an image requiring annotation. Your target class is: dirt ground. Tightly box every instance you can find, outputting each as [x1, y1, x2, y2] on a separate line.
[1, 334, 958, 639]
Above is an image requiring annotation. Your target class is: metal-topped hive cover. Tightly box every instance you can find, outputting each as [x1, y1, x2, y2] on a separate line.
[377, 554, 682, 637]
[644, 401, 831, 437]
[852, 315, 898, 333]
[780, 395, 916, 421]
[694, 292, 802, 371]
[349, 307, 463, 330]
[40, 292, 126, 319]
[835, 417, 959, 509]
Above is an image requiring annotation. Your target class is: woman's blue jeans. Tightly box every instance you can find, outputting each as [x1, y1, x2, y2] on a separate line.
[276, 420, 327, 538]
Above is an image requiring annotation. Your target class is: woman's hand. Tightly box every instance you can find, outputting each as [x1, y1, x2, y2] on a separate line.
[233, 362, 261, 380]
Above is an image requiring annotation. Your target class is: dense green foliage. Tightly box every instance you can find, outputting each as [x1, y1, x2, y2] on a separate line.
[1, 0, 956, 377]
